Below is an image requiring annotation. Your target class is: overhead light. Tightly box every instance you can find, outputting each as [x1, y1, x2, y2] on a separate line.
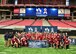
[28, 8, 33, 10]
[51, 8, 57, 11]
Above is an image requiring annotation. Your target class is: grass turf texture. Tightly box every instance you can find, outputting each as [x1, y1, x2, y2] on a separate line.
[0, 35, 76, 54]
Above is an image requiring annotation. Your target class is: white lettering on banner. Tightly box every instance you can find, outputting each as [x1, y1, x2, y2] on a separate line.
[73, 39, 75, 43]
[58, 9, 65, 14]
[43, 8, 47, 14]
[36, 8, 42, 14]
[51, 27, 54, 33]
[28, 27, 33, 32]
[35, 27, 37, 32]
[45, 28, 49, 32]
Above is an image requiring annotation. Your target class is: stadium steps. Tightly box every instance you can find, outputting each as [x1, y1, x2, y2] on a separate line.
[43, 19, 51, 26]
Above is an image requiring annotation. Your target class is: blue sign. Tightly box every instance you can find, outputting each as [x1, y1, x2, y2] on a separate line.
[25, 8, 59, 17]
[48, 8, 58, 16]
[26, 8, 36, 16]
[52, 26, 58, 32]
[25, 26, 57, 33]
[25, 26, 41, 32]
[36, 8, 47, 17]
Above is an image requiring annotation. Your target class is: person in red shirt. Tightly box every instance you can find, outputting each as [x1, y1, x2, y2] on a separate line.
[11, 36, 15, 47]
[37, 33, 43, 40]
[55, 38, 60, 49]
[26, 32, 31, 40]
[43, 33, 46, 40]
[63, 33, 67, 41]
[64, 38, 70, 49]
[50, 33, 54, 47]
[48, 33, 53, 47]
[31, 32, 37, 40]
[11, 36, 20, 48]
[42, 33, 45, 40]
[34, 32, 38, 40]
[20, 36, 27, 46]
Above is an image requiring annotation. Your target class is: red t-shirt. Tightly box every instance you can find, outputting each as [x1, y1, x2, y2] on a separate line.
[63, 36, 67, 41]
[11, 38, 15, 44]
[15, 38, 19, 43]
[38, 34, 43, 40]
[65, 40, 70, 45]
[26, 33, 31, 40]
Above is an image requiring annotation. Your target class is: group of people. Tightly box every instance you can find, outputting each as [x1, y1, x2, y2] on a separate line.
[4, 32, 70, 49]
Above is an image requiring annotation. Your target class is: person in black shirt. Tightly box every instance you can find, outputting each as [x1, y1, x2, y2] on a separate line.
[8, 32, 14, 47]
[4, 32, 9, 47]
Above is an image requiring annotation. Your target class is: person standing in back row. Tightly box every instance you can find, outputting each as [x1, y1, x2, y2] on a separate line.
[8, 32, 14, 47]
[4, 32, 9, 47]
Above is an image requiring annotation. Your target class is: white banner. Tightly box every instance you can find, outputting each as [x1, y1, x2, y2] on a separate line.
[58, 9, 65, 14]
[20, 8, 25, 13]
[65, 9, 70, 14]
[64, 9, 70, 17]
[58, 9, 65, 16]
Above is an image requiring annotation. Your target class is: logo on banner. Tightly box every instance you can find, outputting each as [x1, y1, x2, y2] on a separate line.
[43, 8, 47, 14]
[44, 28, 50, 32]
[28, 27, 33, 32]
[36, 8, 47, 17]
[51, 27, 54, 33]
[36, 8, 42, 14]
[58, 9, 64, 16]
[26, 26, 41, 32]
[35, 27, 38, 32]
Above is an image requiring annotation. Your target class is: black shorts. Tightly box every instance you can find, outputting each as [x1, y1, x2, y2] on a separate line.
[66, 45, 69, 49]
[4, 38, 8, 41]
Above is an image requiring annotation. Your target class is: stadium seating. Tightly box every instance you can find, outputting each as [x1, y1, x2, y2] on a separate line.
[61, 21, 76, 28]
[0, 19, 43, 26]
[0, 20, 22, 26]
[0, 20, 11, 24]
[0, 19, 76, 28]
[48, 20, 73, 28]
[32, 19, 42, 26]
[12, 19, 34, 26]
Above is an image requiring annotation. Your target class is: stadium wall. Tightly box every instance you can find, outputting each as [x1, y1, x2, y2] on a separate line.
[0, 29, 22, 34]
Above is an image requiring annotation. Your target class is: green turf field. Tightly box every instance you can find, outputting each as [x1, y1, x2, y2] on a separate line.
[0, 36, 76, 54]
